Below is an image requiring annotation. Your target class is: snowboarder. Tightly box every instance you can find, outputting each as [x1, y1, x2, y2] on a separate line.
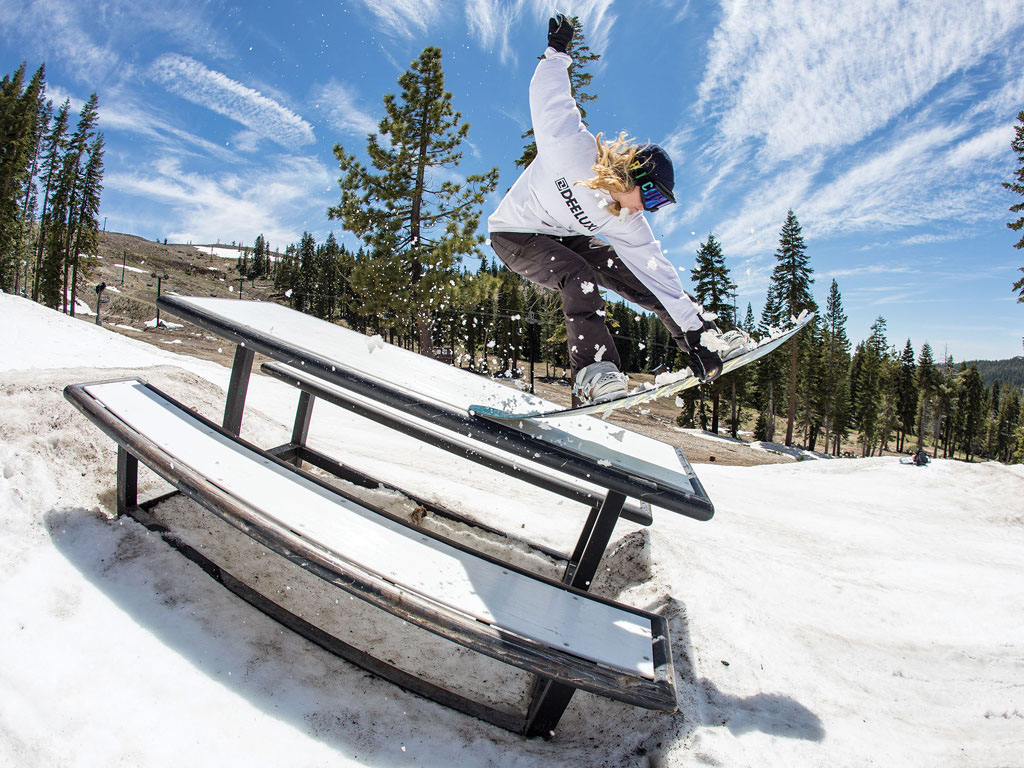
[913, 448, 930, 466]
[488, 14, 750, 405]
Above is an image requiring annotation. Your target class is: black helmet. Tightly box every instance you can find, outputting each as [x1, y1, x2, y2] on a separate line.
[631, 144, 675, 212]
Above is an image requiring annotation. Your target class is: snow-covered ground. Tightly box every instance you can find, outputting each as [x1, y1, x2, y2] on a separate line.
[1, 292, 1022, 767]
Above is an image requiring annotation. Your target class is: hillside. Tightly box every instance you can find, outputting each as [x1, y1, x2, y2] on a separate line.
[964, 356, 1024, 389]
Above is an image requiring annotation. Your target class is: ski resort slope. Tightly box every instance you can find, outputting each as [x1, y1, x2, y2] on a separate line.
[1, 293, 1022, 767]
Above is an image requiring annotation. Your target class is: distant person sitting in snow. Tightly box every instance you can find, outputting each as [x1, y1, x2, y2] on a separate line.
[487, 14, 750, 405]
[913, 448, 930, 466]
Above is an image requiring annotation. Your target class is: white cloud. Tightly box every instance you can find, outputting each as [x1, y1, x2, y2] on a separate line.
[696, 0, 1023, 167]
[0, 0, 224, 83]
[149, 54, 316, 149]
[466, 0, 521, 63]
[312, 81, 379, 138]
[355, 0, 441, 38]
[98, 97, 239, 162]
[669, 1, 1024, 265]
[463, 0, 617, 64]
[105, 155, 334, 246]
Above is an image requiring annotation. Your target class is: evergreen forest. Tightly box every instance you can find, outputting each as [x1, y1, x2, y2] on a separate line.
[1, 63, 105, 315]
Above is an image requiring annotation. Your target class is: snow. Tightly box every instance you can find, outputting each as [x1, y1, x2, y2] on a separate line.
[1, 291, 1022, 767]
[194, 245, 245, 260]
[144, 317, 184, 330]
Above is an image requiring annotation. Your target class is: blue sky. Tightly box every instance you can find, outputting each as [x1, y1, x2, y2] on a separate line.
[3, 0, 1023, 361]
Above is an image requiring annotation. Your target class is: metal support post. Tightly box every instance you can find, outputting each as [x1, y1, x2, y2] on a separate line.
[526, 490, 629, 737]
[289, 391, 315, 468]
[116, 447, 138, 517]
[223, 345, 255, 435]
[563, 490, 627, 590]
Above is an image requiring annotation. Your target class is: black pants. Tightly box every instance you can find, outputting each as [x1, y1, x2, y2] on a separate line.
[490, 231, 688, 372]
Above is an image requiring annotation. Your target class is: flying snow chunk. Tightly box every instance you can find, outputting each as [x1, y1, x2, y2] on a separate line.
[656, 368, 692, 386]
[580, 281, 595, 294]
[647, 257, 659, 271]
[367, 334, 385, 353]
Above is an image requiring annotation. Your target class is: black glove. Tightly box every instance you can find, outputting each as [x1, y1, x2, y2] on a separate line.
[547, 13, 574, 53]
[683, 318, 724, 382]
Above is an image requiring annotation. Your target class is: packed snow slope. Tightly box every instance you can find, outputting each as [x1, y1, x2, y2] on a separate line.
[1, 293, 1022, 767]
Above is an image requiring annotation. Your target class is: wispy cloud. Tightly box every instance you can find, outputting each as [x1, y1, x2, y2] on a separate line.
[97, 97, 239, 162]
[696, 0, 1022, 168]
[149, 54, 315, 149]
[0, 0, 225, 84]
[669, 0, 1024, 265]
[311, 81, 379, 139]
[106, 155, 334, 246]
[354, 0, 441, 38]
[466, 0, 522, 63]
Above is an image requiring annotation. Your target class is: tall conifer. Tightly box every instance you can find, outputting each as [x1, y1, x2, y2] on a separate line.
[0, 64, 45, 290]
[330, 47, 499, 357]
[1003, 111, 1024, 301]
[768, 209, 817, 445]
[895, 340, 917, 452]
[691, 233, 737, 432]
[820, 280, 851, 455]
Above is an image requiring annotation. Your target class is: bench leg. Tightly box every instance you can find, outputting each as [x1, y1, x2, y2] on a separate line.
[528, 491, 627, 738]
[289, 391, 315, 468]
[116, 447, 138, 517]
[525, 677, 578, 739]
[223, 345, 255, 435]
[563, 490, 627, 590]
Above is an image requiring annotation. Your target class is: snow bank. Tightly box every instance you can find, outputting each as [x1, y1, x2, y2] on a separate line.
[1, 293, 1022, 767]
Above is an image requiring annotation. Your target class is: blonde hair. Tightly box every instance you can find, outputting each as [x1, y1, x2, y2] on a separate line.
[577, 132, 642, 216]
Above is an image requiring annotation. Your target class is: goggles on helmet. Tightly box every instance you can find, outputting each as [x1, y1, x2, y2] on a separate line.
[630, 160, 676, 212]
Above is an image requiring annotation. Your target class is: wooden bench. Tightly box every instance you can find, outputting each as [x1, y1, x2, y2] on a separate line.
[65, 378, 677, 737]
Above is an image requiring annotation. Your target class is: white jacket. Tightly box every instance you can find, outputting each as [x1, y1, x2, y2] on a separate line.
[488, 48, 702, 333]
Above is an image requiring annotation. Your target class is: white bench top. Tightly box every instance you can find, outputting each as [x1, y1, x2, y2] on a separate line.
[85, 379, 658, 679]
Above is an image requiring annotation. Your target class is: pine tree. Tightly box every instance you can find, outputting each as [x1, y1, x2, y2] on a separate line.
[691, 233, 737, 433]
[32, 99, 68, 302]
[915, 343, 939, 452]
[820, 280, 851, 455]
[330, 47, 499, 357]
[854, 317, 888, 456]
[1003, 110, 1024, 301]
[38, 93, 100, 312]
[753, 283, 787, 441]
[294, 232, 316, 314]
[958, 365, 985, 461]
[895, 340, 917, 452]
[516, 16, 599, 169]
[67, 131, 104, 315]
[0, 64, 45, 290]
[768, 210, 816, 445]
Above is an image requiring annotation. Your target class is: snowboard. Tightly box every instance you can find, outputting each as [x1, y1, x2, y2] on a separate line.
[470, 311, 815, 421]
